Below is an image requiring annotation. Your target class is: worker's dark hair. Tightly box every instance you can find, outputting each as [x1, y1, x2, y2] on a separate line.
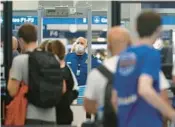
[18, 23, 37, 43]
[136, 11, 162, 38]
[47, 40, 66, 60]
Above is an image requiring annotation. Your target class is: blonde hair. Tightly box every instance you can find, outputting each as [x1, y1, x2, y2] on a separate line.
[46, 40, 66, 60]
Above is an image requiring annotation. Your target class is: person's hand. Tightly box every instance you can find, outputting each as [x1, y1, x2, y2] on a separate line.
[71, 42, 77, 53]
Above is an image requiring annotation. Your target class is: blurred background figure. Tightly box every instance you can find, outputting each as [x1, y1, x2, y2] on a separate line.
[95, 49, 108, 61]
[65, 37, 101, 120]
[12, 36, 19, 59]
[65, 37, 101, 87]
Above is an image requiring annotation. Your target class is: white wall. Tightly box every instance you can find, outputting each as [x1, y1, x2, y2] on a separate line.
[12, 1, 130, 20]
[13, 1, 38, 10]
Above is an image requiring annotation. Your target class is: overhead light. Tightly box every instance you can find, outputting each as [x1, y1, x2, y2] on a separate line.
[69, 24, 78, 33]
[97, 37, 106, 42]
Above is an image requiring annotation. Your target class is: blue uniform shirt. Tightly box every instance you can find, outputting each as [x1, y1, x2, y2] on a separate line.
[113, 45, 162, 127]
[65, 52, 101, 86]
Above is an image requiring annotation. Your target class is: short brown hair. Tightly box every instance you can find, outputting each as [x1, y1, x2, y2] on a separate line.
[18, 23, 37, 43]
[136, 11, 161, 38]
[47, 40, 65, 60]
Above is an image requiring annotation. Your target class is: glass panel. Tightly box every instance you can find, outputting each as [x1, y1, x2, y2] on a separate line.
[121, 2, 175, 79]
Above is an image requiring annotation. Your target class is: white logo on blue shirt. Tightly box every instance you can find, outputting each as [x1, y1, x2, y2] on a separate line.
[118, 52, 136, 76]
[118, 94, 138, 106]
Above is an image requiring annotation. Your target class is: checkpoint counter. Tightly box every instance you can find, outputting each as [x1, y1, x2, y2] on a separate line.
[71, 86, 87, 127]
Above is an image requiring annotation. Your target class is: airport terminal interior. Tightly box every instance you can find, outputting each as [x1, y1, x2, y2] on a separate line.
[1, 1, 175, 127]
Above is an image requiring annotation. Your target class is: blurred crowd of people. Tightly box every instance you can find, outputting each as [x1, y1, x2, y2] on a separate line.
[2, 10, 175, 127]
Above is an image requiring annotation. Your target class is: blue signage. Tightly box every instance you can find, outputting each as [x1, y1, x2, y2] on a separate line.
[43, 16, 107, 24]
[142, 3, 175, 9]
[0, 16, 37, 25]
[43, 30, 60, 38]
[1, 16, 108, 25]
[2, 15, 175, 26]
[162, 15, 175, 25]
[92, 16, 107, 24]
[43, 30, 87, 38]
[43, 17, 86, 24]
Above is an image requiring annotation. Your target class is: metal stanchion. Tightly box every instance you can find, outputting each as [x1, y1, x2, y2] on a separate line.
[87, 6, 92, 75]
[37, 5, 43, 45]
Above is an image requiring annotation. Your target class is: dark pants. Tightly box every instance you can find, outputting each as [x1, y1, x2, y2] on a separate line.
[25, 119, 56, 126]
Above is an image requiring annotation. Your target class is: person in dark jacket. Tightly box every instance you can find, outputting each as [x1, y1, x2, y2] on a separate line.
[44, 40, 79, 125]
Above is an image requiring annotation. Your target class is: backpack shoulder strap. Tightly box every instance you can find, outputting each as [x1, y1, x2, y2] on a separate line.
[97, 65, 113, 84]
[97, 65, 115, 125]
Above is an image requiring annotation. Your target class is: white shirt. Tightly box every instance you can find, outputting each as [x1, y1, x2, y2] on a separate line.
[84, 56, 170, 107]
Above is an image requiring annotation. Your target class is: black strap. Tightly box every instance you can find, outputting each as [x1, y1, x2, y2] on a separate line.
[97, 65, 113, 84]
[97, 65, 117, 127]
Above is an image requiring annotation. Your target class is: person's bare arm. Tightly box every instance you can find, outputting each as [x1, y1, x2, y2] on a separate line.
[160, 90, 170, 127]
[84, 98, 98, 114]
[7, 57, 22, 97]
[7, 78, 20, 97]
[160, 90, 170, 105]
[138, 74, 175, 120]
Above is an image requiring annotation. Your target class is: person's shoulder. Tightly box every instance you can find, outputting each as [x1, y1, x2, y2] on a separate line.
[65, 52, 75, 60]
[103, 56, 119, 73]
[140, 45, 160, 57]
[13, 54, 28, 64]
[88, 68, 106, 83]
[127, 45, 159, 56]
[66, 52, 76, 57]
[134, 45, 157, 52]
[14, 54, 28, 60]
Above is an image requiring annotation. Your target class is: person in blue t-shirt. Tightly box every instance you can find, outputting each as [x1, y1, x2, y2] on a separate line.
[112, 11, 175, 127]
[65, 37, 101, 86]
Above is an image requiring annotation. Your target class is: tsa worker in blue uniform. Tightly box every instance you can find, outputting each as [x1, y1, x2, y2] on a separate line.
[65, 37, 101, 86]
[112, 11, 175, 127]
